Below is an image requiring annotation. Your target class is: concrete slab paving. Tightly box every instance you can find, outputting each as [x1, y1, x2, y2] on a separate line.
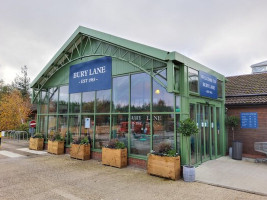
[196, 156, 267, 196]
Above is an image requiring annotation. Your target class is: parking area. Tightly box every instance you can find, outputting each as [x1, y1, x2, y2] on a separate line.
[0, 139, 266, 200]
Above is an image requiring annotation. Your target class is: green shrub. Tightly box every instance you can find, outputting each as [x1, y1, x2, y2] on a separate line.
[106, 139, 126, 149]
[32, 133, 44, 139]
[151, 142, 178, 157]
[49, 132, 64, 142]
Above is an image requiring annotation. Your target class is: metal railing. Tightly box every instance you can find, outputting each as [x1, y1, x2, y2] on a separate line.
[3, 130, 29, 141]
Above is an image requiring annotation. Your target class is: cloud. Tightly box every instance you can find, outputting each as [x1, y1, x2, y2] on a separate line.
[0, 0, 267, 84]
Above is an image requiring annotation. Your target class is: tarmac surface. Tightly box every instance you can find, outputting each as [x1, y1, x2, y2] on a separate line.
[0, 139, 267, 200]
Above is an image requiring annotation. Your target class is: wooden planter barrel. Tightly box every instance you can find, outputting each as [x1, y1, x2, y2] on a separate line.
[147, 154, 181, 180]
[47, 140, 64, 155]
[29, 138, 44, 150]
[70, 144, 90, 160]
[102, 147, 127, 168]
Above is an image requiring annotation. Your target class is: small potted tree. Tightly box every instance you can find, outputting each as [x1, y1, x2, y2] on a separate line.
[147, 143, 180, 180]
[102, 139, 127, 168]
[226, 115, 242, 160]
[70, 136, 91, 160]
[47, 132, 64, 155]
[29, 133, 44, 150]
[178, 118, 198, 182]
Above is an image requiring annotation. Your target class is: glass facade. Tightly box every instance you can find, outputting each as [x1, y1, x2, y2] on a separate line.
[35, 59, 224, 165]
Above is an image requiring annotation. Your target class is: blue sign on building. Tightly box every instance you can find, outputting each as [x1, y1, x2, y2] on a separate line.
[241, 112, 258, 129]
[69, 56, 112, 94]
[199, 71, 218, 99]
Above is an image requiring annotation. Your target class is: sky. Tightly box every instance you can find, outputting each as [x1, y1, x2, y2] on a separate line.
[0, 0, 267, 85]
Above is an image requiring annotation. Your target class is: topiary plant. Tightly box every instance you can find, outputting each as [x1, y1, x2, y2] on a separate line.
[178, 118, 198, 166]
[225, 115, 239, 141]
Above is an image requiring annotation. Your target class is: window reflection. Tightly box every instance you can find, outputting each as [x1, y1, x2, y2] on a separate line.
[111, 115, 128, 146]
[152, 114, 174, 152]
[131, 73, 151, 112]
[40, 91, 48, 114]
[82, 91, 95, 113]
[48, 115, 56, 135]
[49, 88, 58, 113]
[69, 93, 81, 113]
[96, 90, 111, 113]
[58, 86, 68, 114]
[130, 114, 150, 155]
[39, 115, 47, 138]
[57, 115, 68, 139]
[113, 76, 129, 112]
[69, 115, 80, 144]
[95, 115, 110, 149]
[189, 68, 199, 93]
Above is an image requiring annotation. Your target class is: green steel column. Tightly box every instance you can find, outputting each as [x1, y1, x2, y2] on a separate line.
[180, 64, 190, 165]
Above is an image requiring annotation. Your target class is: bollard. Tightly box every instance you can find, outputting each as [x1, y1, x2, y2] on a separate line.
[0, 131, 2, 148]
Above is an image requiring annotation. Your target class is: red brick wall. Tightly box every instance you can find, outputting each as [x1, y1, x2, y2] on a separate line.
[226, 105, 267, 157]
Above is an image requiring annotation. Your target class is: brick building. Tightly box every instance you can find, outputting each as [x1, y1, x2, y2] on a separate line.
[226, 73, 267, 158]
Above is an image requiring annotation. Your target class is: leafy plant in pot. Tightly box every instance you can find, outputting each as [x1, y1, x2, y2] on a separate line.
[147, 143, 181, 180]
[70, 135, 91, 160]
[225, 115, 242, 160]
[47, 132, 65, 155]
[102, 139, 127, 168]
[178, 118, 198, 182]
[29, 133, 44, 150]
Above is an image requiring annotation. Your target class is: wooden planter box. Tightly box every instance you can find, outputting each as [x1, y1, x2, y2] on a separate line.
[147, 154, 181, 180]
[29, 138, 44, 150]
[70, 144, 90, 160]
[102, 147, 127, 168]
[47, 140, 64, 155]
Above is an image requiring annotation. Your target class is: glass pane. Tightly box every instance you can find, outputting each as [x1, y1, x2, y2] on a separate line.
[96, 90, 111, 113]
[174, 67, 179, 91]
[190, 104, 197, 165]
[188, 68, 198, 93]
[40, 91, 48, 114]
[57, 115, 68, 139]
[49, 88, 58, 113]
[111, 115, 128, 146]
[113, 76, 129, 112]
[217, 80, 223, 98]
[69, 93, 81, 113]
[69, 115, 80, 144]
[81, 115, 94, 143]
[130, 114, 150, 155]
[216, 107, 221, 155]
[152, 114, 174, 152]
[176, 114, 180, 154]
[48, 115, 57, 135]
[82, 91, 95, 113]
[211, 107, 215, 157]
[205, 106, 210, 159]
[153, 80, 174, 112]
[58, 86, 69, 114]
[176, 96, 181, 112]
[95, 115, 110, 149]
[39, 115, 47, 137]
[131, 73, 151, 112]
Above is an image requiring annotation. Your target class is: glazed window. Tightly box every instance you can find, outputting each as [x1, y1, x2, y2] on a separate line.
[111, 114, 128, 146]
[69, 93, 81, 113]
[217, 80, 223, 98]
[82, 91, 95, 113]
[39, 115, 47, 135]
[113, 76, 129, 113]
[188, 68, 199, 93]
[48, 88, 58, 113]
[152, 114, 174, 152]
[58, 85, 69, 114]
[40, 91, 48, 114]
[96, 89, 111, 113]
[69, 115, 80, 144]
[131, 73, 151, 112]
[57, 115, 68, 139]
[130, 114, 150, 156]
[95, 115, 110, 149]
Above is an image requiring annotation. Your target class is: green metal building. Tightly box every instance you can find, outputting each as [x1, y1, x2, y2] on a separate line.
[31, 26, 226, 166]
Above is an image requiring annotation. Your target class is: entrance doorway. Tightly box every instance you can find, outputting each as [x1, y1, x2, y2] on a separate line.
[190, 103, 222, 165]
